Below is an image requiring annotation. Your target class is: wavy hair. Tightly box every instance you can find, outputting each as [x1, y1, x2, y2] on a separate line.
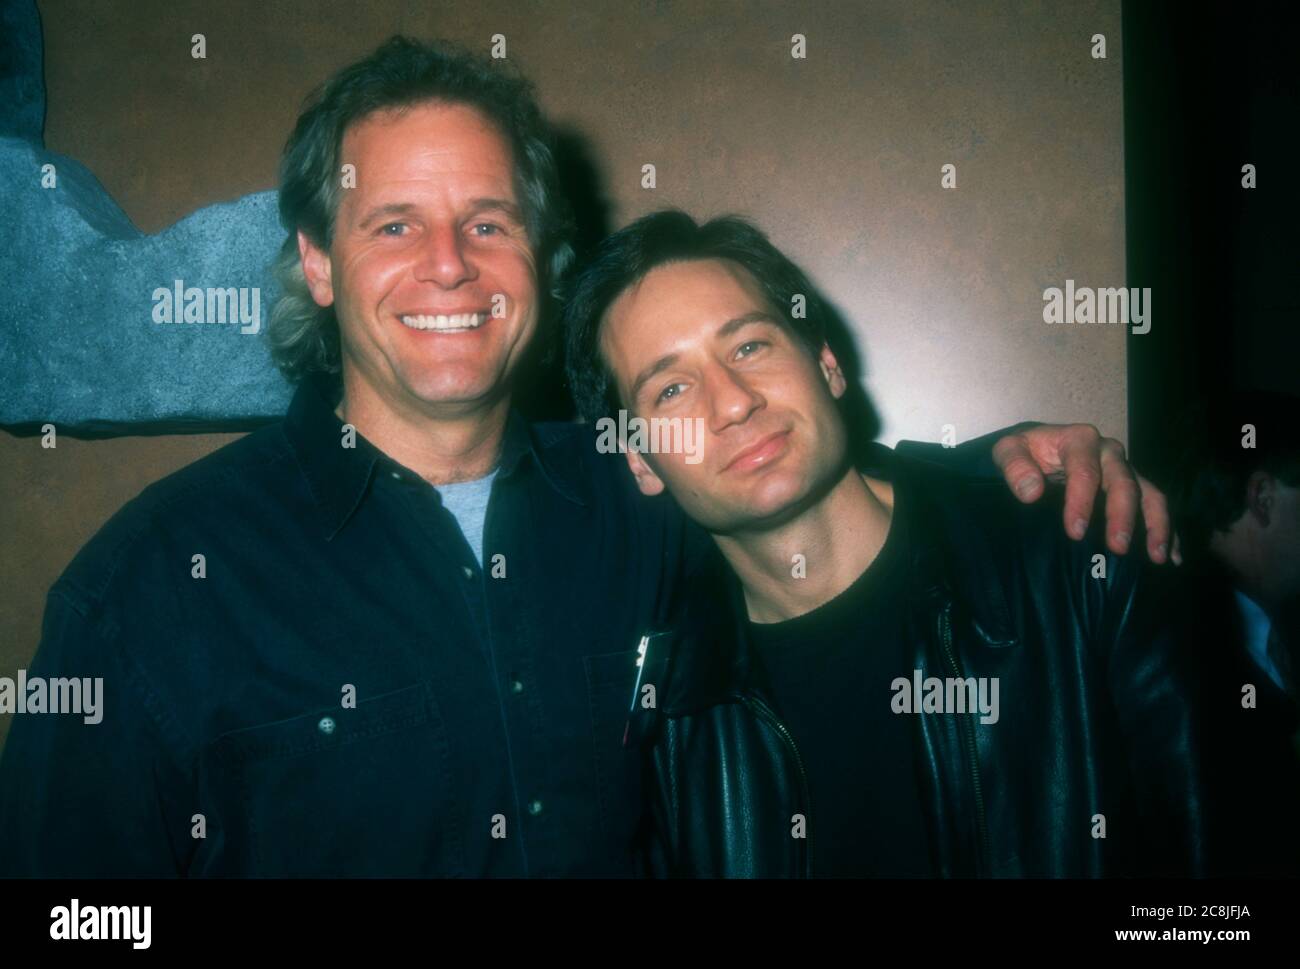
[268, 36, 575, 383]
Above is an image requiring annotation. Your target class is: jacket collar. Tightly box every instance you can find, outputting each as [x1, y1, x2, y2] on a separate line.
[283, 372, 588, 541]
[878, 443, 1019, 650]
[656, 442, 1019, 718]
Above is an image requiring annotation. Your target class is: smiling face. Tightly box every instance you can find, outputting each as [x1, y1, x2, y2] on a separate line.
[298, 100, 538, 418]
[600, 258, 853, 534]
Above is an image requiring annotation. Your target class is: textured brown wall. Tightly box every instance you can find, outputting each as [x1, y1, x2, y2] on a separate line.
[0, 0, 1126, 751]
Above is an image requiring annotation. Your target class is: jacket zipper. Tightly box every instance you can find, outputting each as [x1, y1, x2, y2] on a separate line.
[937, 599, 992, 874]
[740, 693, 814, 878]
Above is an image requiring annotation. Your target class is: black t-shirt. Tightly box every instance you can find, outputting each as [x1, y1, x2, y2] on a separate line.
[746, 478, 932, 877]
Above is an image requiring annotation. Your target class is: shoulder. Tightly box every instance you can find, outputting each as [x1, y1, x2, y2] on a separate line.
[527, 418, 610, 492]
[894, 445, 1121, 569]
[528, 418, 624, 478]
[527, 417, 595, 451]
[892, 447, 1158, 636]
[529, 417, 688, 521]
[52, 422, 296, 611]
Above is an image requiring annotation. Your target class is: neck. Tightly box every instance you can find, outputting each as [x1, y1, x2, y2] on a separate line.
[1215, 529, 1276, 616]
[714, 466, 895, 623]
[336, 371, 508, 485]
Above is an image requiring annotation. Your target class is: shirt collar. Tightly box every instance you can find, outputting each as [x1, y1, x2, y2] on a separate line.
[283, 372, 588, 541]
[1233, 590, 1285, 691]
[495, 410, 591, 508]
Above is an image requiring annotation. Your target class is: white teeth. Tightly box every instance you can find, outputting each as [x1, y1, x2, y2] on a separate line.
[399, 312, 488, 331]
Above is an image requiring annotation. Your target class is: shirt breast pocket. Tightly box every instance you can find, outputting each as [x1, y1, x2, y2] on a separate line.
[584, 648, 646, 871]
[203, 682, 463, 877]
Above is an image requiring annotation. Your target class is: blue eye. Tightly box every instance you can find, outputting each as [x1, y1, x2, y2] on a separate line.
[657, 384, 683, 404]
[736, 340, 767, 358]
[471, 223, 500, 236]
[380, 223, 406, 236]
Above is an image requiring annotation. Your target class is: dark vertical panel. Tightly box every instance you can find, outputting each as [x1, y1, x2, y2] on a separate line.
[1124, 0, 1299, 482]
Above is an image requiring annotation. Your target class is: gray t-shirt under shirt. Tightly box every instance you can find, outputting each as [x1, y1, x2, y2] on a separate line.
[435, 469, 498, 567]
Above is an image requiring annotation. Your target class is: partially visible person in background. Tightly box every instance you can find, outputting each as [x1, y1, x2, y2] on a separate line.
[1174, 390, 1300, 876]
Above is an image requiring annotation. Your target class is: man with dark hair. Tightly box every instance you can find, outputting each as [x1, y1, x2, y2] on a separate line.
[1175, 393, 1300, 665]
[564, 209, 1208, 877]
[566, 210, 1176, 554]
[0, 39, 1170, 877]
[1171, 393, 1300, 875]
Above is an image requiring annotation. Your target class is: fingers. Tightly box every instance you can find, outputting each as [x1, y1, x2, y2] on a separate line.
[992, 434, 1046, 503]
[995, 423, 1179, 565]
[1099, 439, 1141, 555]
[1058, 425, 1104, 540]
[1137, 475, 1172, 564]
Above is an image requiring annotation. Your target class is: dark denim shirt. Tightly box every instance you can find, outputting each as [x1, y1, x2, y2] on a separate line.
[0, 374, 695, 877]
[0, 373, 1008, 877]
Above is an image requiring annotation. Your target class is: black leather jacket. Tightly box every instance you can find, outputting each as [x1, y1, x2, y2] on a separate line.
[631, 443, 1208, 878]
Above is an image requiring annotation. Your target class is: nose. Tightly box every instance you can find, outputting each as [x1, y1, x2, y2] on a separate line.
[413, 223, 476, 288]
[704, 364, 764, 433]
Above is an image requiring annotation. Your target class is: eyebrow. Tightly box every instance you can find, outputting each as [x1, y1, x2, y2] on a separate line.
[628, 310, 781, 402]
[355, 197, 524, 232]
[717, 310, 780, 339]
[357, 203, 418, 232]
[467, 197, 525, 223]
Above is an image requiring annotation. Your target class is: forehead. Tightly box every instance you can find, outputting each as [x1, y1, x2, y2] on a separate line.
[605, 258, 771, 346]
[341, 100, 517, 192]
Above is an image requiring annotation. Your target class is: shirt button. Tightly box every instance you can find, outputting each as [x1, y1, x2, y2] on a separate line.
[509, 677, 525, 695]
[462, 565, 474, 579]
[317, 717, 336, 735]
[527, 799, 544, 817]
[390, 471, 401, 480]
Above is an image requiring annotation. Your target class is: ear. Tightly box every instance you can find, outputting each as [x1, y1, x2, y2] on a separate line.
[297, 229, 335, 308]
[623, 445, 666, 497]
[818, 343, 847, 399]
[1245, 470, 1275, 528]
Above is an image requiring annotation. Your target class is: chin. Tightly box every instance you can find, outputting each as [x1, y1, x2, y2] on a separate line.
[394, 379, 485, 409]
[400, 363, 505, 403]
[745, 471, 813, 515]
[697, 474, 814, 534]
